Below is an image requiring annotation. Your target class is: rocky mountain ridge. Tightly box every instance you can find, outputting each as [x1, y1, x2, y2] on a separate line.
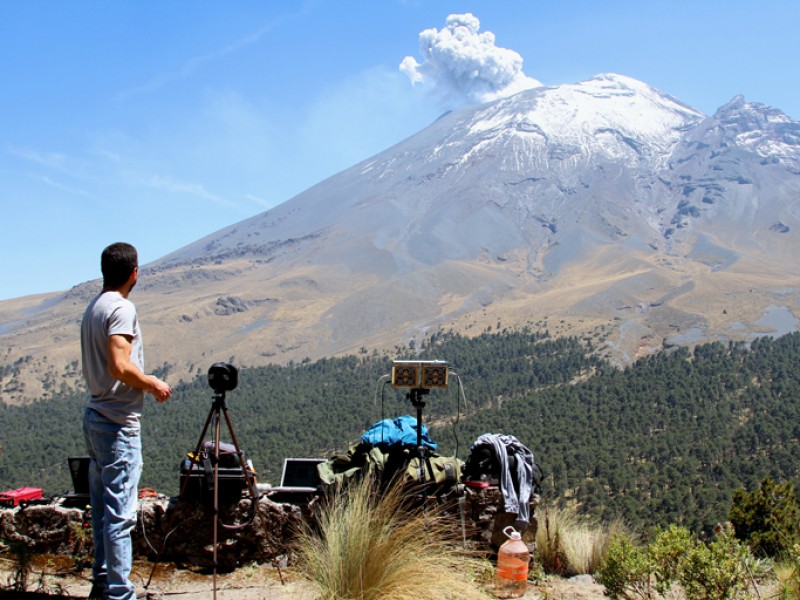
[2, 73, 799, 404]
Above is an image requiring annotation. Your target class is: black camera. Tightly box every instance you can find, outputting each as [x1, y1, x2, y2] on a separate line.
[208, 362, 238, 393]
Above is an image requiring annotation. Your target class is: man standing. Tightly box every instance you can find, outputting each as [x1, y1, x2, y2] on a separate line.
[80, 242, 171, 600]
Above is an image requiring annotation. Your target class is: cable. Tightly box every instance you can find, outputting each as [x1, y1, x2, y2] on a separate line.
[219, 497, 258, 530]
[373, 373, 391, 408]
[143, 506, 200, 589]
[138, 502, 159, 557]
[449, 371, 470, 461]
[373, 374, 392, 444]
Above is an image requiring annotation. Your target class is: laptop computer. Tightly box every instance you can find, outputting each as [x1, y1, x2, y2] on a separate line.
[266, 458, 324, 501]
[62, 456, 90, 507]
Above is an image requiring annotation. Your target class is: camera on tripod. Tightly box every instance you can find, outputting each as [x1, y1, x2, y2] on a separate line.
[179, 362, 252, 503]
[175, 362, 259, 596]
[208, 362, 238, 393]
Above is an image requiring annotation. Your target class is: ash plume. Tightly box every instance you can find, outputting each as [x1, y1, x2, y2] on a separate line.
[400, 13, 541, 105]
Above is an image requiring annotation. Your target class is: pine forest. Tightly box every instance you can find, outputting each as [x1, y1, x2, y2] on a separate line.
[1, 329, 799, 534]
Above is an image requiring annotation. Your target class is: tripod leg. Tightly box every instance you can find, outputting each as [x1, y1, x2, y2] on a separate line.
[220, 406, 258, 496]
[212, 405, 222, 600]
[178, 401, 216, 499]
[415, 399, 427, 485]
[149, 400, 219, 593]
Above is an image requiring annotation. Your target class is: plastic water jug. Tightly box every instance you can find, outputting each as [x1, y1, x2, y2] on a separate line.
[494, 526, 529, 598]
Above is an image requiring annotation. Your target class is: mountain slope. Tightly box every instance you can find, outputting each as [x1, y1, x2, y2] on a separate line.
[2, 74, 799, 404]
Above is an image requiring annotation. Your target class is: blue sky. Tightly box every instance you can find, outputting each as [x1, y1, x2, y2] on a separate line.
[2, 0, 798, 300]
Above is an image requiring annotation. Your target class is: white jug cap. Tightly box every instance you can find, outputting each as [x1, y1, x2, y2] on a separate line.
[503, 525, 522, 540]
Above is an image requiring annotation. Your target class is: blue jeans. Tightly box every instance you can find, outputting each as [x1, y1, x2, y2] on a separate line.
[83, 408, 142, 600]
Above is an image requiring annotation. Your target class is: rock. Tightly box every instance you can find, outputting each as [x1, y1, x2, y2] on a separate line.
[0, 503, 87, 555]
[462, 485, 539, 549]
[1, 495, 303, 569]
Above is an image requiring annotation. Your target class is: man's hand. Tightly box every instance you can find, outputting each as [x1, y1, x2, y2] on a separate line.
[149, 377, 172, 403]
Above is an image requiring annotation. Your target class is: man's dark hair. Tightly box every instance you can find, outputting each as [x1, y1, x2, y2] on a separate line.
[101, 242, 138, 288]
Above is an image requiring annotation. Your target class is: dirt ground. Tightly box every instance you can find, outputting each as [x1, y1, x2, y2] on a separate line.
[2, 558, 609, 599]
[3, 557, 783, 599]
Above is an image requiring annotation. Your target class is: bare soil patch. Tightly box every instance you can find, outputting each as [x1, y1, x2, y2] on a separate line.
[2, 557, 609, 599]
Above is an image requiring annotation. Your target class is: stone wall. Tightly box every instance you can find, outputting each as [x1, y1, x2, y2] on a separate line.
[1, 487, 537, 568]
[0, 495, 303, 570]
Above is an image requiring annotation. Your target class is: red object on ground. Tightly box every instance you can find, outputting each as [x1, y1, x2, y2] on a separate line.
[0, 486, 44, 506]
[464, 479, 492, 489]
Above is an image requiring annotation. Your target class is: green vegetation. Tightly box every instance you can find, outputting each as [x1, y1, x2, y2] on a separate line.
[1, 330, 800, 537]
[729, 477, 800, 558]
[448, 332, 800, 533]
[594, 532, 653, 599]
[595, 524, 767, 599]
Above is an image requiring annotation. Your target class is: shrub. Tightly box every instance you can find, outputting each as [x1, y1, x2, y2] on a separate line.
[729, 477, 800, 558]
[596, 523, 766, 600]
[649, 525, 693, 596]
[595, 533, 654, 599]
[676, 524, 765, 600]
[295, 476, 491, 600]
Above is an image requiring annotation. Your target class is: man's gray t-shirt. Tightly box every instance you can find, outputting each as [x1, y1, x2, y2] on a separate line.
[81, 290, 145, 427]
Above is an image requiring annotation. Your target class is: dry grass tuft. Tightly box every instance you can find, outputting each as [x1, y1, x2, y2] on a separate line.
[295, 476, 492, 600]
[536, 503, 626, 576]
[773, 545, 800, 598]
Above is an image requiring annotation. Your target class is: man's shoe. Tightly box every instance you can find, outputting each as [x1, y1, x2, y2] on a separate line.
[87, 581, 106, 599]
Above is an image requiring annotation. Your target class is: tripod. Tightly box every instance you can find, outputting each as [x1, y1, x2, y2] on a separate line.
[407, 387, 432, 500]
[179, 383, 258, 599]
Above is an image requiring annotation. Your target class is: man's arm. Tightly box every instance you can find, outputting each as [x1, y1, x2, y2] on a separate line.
[108, 334, 172, 402]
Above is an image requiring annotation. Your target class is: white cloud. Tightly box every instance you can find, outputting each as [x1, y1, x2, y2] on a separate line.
[149, 174, 234, 208]
[9, 146, 70, 171]
[400, 13, 541, 104]
[243, 193, 272, 208]
[38, 176, 93, 198]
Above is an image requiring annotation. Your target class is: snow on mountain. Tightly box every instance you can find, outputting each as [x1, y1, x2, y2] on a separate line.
[664, 93, 800, 256]
[707, 95, 800, 164]
[467, 73, 703, 163]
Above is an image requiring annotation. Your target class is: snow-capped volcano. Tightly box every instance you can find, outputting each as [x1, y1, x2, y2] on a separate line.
[159, 74, 707, 273]
[159, 72, 797, 283]
[3, 74, 800, 404]
[464, 73, 703, 162]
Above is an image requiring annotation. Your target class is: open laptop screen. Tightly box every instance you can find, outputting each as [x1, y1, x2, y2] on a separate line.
[279, 458, 324, 491]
